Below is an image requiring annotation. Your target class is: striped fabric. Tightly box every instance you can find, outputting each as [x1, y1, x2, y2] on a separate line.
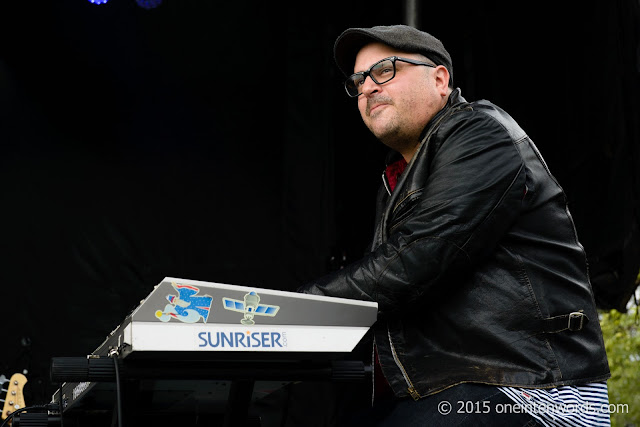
[498, 382, 611, 426]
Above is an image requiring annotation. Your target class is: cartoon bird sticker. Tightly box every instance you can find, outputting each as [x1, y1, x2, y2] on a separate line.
[155, 282, 213, 323]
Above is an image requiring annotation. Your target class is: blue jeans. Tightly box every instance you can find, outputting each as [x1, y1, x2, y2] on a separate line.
[341, 383, 541, 426]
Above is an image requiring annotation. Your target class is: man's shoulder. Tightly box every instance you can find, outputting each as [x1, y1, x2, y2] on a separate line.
[424, 99, 527, 169]
[458, 99, 527, 142]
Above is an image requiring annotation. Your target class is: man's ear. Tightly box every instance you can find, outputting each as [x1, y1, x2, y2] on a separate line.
[433, 65, 450, 96]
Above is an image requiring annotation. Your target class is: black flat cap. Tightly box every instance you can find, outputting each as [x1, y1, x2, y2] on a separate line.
[334, 25, 453, 86]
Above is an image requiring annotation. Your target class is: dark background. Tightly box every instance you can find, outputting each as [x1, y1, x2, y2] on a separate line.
[1, 0, 639, 408]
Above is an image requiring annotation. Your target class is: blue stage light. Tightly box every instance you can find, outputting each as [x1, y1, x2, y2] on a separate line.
[135, 0, 163, 9]
[88, 0, 109, 4]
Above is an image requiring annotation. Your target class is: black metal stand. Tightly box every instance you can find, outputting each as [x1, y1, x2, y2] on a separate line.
[224, 380, 255, 427]
[50, 356, 371, 426]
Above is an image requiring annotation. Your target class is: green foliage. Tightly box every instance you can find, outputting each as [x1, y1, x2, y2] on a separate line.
[600, 303, 640, 427]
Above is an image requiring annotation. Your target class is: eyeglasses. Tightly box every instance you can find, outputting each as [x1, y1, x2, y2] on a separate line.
[344, 56, 436, 98]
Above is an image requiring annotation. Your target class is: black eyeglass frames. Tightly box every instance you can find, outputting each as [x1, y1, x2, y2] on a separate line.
[344, 56, 436, 98]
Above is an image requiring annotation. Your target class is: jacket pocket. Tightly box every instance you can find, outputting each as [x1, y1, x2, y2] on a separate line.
[389, 189, 423, 232]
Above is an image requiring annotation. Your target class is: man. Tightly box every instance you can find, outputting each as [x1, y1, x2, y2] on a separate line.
[299, 25, 611, 426]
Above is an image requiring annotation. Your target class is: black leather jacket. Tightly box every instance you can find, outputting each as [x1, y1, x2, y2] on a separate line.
[300, 89, 610, 399]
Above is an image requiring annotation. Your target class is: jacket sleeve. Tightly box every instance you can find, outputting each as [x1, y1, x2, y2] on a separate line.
[299, 110, 527, 313]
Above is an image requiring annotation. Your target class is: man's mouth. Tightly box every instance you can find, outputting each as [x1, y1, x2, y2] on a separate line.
[370, 103, 387, 113]
[367, 100, 392, 116]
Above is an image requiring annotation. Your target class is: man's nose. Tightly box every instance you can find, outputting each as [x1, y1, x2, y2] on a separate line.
[361, 75, 380, 96]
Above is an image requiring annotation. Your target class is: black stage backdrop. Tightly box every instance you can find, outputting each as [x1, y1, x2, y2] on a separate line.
[1, 0, 639, 413]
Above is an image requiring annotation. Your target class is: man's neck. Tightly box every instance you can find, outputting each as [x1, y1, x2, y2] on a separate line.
[401, 144, 420, 163]
[406, 89, 456, 161]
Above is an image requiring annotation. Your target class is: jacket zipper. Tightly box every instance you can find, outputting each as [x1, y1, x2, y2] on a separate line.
[376, 95, 470, 400]
[371, 339, 376, 406]
[387, 328, 421, 400]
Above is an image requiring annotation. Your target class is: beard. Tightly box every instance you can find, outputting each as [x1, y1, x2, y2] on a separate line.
[364, 98, 419, 155]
